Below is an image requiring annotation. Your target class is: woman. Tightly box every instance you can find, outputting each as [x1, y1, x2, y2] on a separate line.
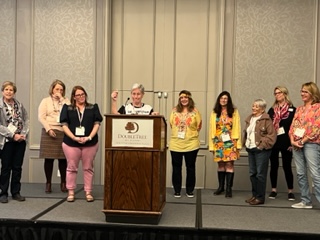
[169, 90, 202, 198]
[111, 83, 158, 115]
[60, 86, 102, 202]
[0, 81, 28, 203]
[38, 80, 70, 193]
[267, 86, 296, 201]
[244, 99, 276, 205]
[289, 82, 320, 209]
[209, 91, 241, 198]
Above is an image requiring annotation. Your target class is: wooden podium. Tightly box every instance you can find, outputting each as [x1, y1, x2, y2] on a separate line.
[102, 114, 167, 224]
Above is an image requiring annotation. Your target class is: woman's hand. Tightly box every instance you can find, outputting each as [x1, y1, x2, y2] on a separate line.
[48, 129, 57, 138]
[111, 90, 118, 101]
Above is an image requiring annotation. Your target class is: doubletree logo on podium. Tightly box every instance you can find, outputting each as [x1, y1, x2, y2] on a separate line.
[125, 122, 139, 133]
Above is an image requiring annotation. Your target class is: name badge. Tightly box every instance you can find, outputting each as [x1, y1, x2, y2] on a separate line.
[294, 128, 305, 138]
[221, 133, 231, 142]
[277, 127, 285, 136]
[8, 123, 17, 134]
[75, 126, 85, 136]
[177, 131, 185, 139]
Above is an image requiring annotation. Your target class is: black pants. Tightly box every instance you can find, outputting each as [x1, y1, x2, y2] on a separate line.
[269, 148, 294, 189]
[0, 141, 26, 197]
[171, 149, 199, 194]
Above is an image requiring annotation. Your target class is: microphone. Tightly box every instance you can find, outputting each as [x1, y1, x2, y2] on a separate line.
[124, 97, 130, 106]
[120, 97, 130, 114]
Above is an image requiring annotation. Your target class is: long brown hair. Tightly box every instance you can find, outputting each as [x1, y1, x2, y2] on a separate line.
[175, 90, 195, 113]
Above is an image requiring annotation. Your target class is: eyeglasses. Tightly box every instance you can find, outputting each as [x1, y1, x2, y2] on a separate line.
[274, 92, 282, 96]
[75, 93, 85, 98]
[300, 90, 309, 94]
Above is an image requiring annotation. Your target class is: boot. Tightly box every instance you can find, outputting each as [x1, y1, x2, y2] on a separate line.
[213, 171, 226, 195]
[45, 183, 52, 193]
[225, 172, 234, 198]
[60, 182, 68, 193]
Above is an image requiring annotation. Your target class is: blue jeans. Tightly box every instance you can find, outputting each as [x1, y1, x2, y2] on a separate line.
[292, 143, 320, 204]
[246, 148, 271, 201]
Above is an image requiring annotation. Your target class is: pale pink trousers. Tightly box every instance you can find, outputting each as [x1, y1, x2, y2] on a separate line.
[62, 143, 99, 192]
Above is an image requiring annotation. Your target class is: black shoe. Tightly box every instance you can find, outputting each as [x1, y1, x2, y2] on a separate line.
[288, 193, 295, 201]
[174, 192, 181, 198]
[268, 191, 277, 199]
[186, 192, 194, 198]
[12, 193, 26, 202]
[0, 195, 8, 203]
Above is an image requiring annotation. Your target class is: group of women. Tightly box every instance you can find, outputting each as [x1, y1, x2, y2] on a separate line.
[210, 82, 320, 208]
[0, 80, 319, 209]
[0, 80, 102, 203]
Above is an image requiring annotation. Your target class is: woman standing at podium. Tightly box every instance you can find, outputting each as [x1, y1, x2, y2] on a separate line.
[111, 83, 158, 115]
[60, 86, 102, 202]
[169, 90, 202, 198]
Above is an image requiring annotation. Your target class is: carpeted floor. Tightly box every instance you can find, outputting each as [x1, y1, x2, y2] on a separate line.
[0, 183, 319, 236]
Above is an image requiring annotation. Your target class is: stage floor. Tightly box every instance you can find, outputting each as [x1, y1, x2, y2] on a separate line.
[1, 183, 320, 238]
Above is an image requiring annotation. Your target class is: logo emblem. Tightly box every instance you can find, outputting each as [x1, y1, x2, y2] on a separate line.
[125, 122, 139, 133]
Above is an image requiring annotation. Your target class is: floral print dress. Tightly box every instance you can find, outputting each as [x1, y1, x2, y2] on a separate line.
[213, 110, 239, 162]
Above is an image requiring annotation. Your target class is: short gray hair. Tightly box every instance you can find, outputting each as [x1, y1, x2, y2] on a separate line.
[131, 83, 145, 94]
[254, 98, 267, 110]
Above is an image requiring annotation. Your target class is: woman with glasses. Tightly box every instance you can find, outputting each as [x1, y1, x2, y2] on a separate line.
[38, 80, 70, 193]
[289, 82, 320, 209]
[111, 83, 158, 115]
[60, 86, 102, 202]
[209, 91, 241, 198]
[267, 86, 296, 201]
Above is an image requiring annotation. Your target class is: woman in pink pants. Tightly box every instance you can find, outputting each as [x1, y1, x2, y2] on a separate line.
[60, 86, 102, 202]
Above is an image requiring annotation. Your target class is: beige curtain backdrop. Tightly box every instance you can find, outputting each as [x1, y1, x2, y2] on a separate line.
[0, 0, 318, 192]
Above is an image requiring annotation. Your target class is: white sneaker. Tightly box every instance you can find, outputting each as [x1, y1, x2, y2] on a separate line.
[291, 202, 313, 209]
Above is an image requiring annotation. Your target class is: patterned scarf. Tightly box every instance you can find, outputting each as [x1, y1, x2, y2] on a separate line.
[4, 100, 23, 134]
[273, 103, 289, 131]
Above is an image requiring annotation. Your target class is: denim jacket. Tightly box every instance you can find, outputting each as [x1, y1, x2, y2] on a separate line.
[0, 97, 29, 150]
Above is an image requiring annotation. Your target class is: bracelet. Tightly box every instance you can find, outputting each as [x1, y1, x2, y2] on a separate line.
[88, 136, 92, 141]
[299, 140, 304, 145]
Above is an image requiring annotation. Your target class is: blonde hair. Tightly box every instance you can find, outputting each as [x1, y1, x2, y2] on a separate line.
[272, 86, 293, 108]
[301, 82, 320, 104]
[48, 79, 66, 97]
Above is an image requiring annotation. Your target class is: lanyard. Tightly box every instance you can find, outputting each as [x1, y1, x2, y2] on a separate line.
[76, 107, 84, 127]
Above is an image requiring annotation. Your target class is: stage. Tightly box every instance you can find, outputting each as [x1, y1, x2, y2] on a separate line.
[0, 183, 319, 240]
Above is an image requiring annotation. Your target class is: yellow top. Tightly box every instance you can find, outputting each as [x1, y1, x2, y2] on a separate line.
[169, 108, 202, 152]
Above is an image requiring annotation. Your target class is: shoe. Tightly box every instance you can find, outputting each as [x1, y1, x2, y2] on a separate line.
[12, 193, 25, 201]
[45, 183, 52, 193]
[186, 192, 194, 198]
[245, 196, 256, 203]
[0, 195, 8, 203]
[291, 202, 312, 209]
[60, 182, 67, 193]
[67, 194, 75, 202]
[288, 193, 295, 201]
[268, 191, 277, 199]
[85, 193, 94, 202]
[249, 199, 264, 205]
[174, 192, 181, 198]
